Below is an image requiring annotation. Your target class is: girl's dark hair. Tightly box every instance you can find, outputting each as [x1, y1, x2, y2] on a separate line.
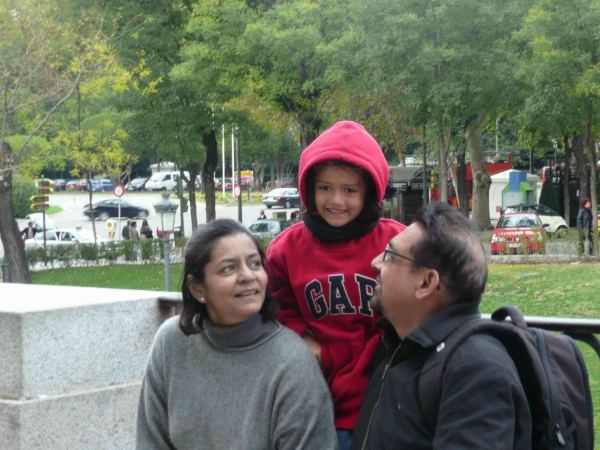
[179, 218, 276, 335]
[304, 160, 380, 223]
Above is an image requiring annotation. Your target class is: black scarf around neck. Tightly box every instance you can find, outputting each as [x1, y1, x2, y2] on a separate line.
[302, 211, 379, 244]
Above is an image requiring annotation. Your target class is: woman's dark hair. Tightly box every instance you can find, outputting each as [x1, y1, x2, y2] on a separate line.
[304, 160, 380, 223]
[179, 218, 276, 335]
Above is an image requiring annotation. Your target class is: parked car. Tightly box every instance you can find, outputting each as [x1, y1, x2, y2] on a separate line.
[66, 179, 89, 191]
[91, 178, 115, 192]
[215, 177, 233, 190]
[490, 212, 546, 255]
[126, 177, 149, 191]
[262, 188, 300, 209]
[246, 219, 288, 239]
[145, 171, 188, 191]
[24, 228, 107, 248]
[502, 203, 568, 235]
[52, 179, 67, 191]
[216, 177, 250, 190]
[83, 199, 149, 221]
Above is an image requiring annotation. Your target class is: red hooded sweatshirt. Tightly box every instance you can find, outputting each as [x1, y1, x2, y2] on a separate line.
[267, 121, 406, 430]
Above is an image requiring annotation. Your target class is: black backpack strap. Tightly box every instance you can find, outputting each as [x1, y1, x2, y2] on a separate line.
[418, 307, 530, 435]
[418, 317, 484, 434]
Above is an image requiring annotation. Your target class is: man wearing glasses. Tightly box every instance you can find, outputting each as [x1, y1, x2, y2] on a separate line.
[352, 203, 531, 450]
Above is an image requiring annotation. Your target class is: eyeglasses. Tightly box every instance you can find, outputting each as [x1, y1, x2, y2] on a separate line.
[383, 244, 416, 264]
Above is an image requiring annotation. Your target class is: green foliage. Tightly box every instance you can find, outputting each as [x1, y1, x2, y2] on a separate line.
[195, 190, 263, 204]
[23, 238, 187, 268]
[79, 243, 99, 262]
[100, 242, 120, 262]
[121, 240, 137, 261]
[140, 239, 159, 260]
[11, 174, 38, 218]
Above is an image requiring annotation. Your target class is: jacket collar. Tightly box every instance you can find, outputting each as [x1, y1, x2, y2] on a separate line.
[408, 301, 481, 349]
[381, 301, 481, 357]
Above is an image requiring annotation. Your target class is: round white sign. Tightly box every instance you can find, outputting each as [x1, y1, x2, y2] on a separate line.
[234, 186, 241, 198]
[113, 184, 125, 197]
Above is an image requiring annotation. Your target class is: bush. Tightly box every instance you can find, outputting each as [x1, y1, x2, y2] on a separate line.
[100, 241, 120, 262]
[79, 243, 99, 262]
[12, 174, 38, 218]
[140, 239, 159, 260]
[121, 240, 137, 261]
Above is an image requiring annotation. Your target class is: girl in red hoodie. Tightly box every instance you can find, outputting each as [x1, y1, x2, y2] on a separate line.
[267, 121, 406, 449]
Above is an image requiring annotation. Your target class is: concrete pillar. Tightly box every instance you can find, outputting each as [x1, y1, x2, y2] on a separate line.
[0, 283, 173, 449]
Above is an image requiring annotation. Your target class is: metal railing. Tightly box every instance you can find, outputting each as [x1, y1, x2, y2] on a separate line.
[159, 294, 600, 358]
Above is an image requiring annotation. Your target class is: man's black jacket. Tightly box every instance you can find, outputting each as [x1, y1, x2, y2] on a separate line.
[352, 302, 532, 450]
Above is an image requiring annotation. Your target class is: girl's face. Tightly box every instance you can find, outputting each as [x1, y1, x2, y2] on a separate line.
[313, 164, 367, 227]
[188, 233, 267, 326]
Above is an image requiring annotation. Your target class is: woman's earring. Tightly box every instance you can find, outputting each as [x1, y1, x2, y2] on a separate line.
[200, 297, 206, 303]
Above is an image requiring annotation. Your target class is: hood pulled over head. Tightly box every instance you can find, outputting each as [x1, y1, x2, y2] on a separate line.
[298, 120, 389, 208]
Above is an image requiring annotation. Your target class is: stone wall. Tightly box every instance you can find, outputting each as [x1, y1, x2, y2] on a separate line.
[0, 283, 176, 450]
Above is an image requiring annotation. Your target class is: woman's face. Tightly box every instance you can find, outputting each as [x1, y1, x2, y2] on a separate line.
[585, 201, 591, 208]
[189, 233, 267, 326]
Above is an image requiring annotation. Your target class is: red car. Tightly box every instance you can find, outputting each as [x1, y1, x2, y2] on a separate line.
[490, 212, 546, 255]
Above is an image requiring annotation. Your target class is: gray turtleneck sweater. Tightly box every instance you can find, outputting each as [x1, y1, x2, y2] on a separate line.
[136, 315, 337, 450]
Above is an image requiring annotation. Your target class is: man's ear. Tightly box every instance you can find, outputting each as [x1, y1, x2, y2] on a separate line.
[415, 268, 440, 300]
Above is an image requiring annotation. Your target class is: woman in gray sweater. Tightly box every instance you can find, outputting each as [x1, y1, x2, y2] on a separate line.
[136, 219, 337, 450]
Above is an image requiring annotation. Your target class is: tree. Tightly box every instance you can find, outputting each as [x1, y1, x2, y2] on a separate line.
[515, 0, 600, 234]
[0, 0, 84, 282]
[109, 0, 221, 225]
[240, 0, 344, 147]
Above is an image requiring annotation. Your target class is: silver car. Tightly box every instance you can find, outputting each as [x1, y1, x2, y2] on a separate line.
[246, 220, 288, 238]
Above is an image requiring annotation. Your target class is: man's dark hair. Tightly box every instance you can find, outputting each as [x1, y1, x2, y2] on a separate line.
[411, 203, 487, 304]
[179, 218, 276, 335]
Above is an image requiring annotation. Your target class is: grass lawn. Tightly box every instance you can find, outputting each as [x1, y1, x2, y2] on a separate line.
[32, 262, 600, 438]
[47, 205, 63, 215]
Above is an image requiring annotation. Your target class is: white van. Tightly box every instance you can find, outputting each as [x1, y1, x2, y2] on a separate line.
[145, 171, 189, 191]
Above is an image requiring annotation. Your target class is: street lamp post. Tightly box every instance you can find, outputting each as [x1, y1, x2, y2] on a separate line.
[154, 192, 179, 291]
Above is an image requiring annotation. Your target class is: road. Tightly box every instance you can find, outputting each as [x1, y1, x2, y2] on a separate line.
[3, 191, 293, 258]
[4, 192, 580, 260]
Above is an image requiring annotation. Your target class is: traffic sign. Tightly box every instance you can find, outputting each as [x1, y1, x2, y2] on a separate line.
[234, 186, 241, 198]
[30, 194, 49, 212]
[113, 184, 125, 197]
[31, 204, 49, 212]
[38, 179, 53, 195]
[30, 195, 49, 204]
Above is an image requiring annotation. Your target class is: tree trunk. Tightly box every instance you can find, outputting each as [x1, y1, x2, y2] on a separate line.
[0, 142, 31, 283]
[562, 135, 571, 225]
[572, 134, 589, 199]
[466, 114, 491, 230]
[437, 126, 452, 204]
[184, 165, 201, 232]
[449, 141, 469, 216]
[202, 129, 218, 222]
[584, 122, 598, 245]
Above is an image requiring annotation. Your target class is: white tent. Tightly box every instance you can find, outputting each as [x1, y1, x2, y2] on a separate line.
[489, 169, 540, 225]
